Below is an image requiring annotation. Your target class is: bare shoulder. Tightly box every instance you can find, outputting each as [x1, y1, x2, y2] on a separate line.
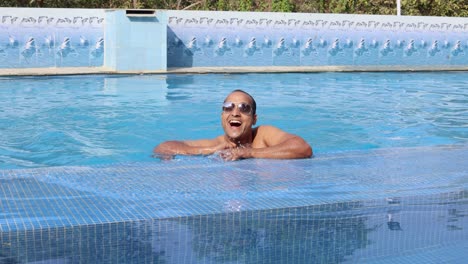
[256, 125, 292, 137]
[253, 125, 296, 146]
[256, 125, 286, 133]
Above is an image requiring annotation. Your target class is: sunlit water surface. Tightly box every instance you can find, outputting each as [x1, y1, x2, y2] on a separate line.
[0, 72, 467, 169]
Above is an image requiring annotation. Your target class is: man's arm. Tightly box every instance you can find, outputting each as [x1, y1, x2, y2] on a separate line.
[220, 126, 313, 161]
[251, 135, 312, 159]
[153, 136, 235, 156]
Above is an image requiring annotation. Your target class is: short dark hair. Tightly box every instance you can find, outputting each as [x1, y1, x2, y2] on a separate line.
[230, 89, 256, 115]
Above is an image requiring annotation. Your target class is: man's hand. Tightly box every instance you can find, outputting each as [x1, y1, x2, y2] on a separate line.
[218, 146, 252, 161]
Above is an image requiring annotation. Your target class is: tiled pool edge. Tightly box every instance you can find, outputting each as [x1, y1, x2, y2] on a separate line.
[1, 65, 467, 77]
[2, 144, 467, 232]
[1, 190, 466, 262]
[1, 145, 467, 263]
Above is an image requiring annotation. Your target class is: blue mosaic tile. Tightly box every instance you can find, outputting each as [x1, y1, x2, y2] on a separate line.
[0, 145, 467, 263]
[1, 145, 467, 232]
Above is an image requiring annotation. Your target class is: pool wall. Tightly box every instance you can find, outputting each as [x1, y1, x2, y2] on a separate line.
[0, 8, 105, 69]
[0, 8, 467, 74]
[105, 10, 167, 72]
[165, 10, 468, 71]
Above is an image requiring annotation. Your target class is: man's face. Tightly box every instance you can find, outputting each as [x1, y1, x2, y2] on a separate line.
[221, 91, 257, 142]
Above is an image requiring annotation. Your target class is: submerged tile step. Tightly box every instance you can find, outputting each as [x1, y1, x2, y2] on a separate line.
[1, 144, 467, 232]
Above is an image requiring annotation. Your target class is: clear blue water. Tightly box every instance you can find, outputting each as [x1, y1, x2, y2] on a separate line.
[0, 72, 467, 169]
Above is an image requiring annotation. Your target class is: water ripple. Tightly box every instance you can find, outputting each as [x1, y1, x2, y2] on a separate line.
[0, 72, 467, 168]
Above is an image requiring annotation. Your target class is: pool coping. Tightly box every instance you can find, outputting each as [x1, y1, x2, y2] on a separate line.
[0, 65, 467, 76]
[1, 144, 467, 232]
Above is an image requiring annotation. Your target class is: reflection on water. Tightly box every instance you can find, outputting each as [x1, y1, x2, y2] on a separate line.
[0, 75, 169, 169]
[1, 191, 466, 263]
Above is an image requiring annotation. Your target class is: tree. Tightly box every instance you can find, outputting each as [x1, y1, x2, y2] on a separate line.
[238, 0, 254, 11]
[272, 0, 295, 12]
[0, 0, 465, 17]
[402, 0, 468, 17]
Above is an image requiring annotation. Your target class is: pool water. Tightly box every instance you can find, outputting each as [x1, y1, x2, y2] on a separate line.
[0, 72, 467, 169]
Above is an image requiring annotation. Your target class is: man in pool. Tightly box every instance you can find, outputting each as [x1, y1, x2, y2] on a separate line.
[153, 89, 313, 161]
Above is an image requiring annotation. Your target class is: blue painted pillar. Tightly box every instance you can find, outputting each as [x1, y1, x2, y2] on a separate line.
[104, 9, 167, 72]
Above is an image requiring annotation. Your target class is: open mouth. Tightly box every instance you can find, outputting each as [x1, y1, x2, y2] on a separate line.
[229, 120, 242, 127]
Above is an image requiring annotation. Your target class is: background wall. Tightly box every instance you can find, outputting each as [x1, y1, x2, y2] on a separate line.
[167, 10, 468, 68]
[0, 8, 104, 69]
[0, 8, 467, 71]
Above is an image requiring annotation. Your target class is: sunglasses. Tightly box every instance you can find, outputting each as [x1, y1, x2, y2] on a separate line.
[222, 102, 253, 115]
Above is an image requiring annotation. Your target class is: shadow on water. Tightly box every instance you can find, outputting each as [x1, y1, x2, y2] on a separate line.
[0, 254, 17, 264]
[1, 191, 466, 263]
[0, 201, 371, 264]
[170, 201, 373, 264]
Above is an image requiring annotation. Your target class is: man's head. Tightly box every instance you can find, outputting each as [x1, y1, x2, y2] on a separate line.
[228, 89, 256, 115]
[221, 90, 257, 143]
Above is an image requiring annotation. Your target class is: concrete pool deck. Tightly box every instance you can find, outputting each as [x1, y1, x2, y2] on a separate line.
[1, 65, 468, 76]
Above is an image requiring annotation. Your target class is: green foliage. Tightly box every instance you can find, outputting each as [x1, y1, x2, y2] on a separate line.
[329, 0, 354, 13]
[217, 0, 229, 11]
[238, 0, 254, 11]
[272, 0, 295, 12]
[360, 0, 396, 15]
[0, 0, 466, 17]
[257, 1, 270, 12]
[402, 0, 468, 17]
